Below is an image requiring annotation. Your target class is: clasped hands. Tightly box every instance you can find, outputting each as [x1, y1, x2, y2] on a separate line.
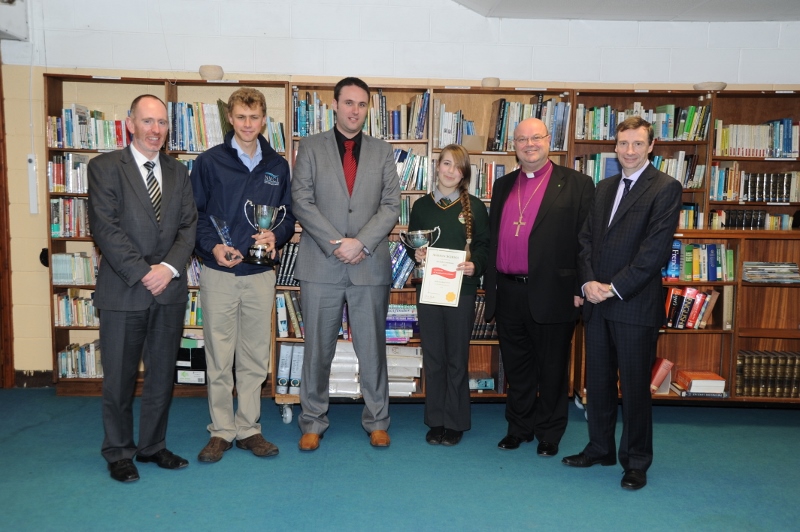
[414, 247, 475, 276]
[584, 281, 616, 305]
[141, 264, 173, 297]
[330, 237, 366, 265]
[213, 230, 276, 268]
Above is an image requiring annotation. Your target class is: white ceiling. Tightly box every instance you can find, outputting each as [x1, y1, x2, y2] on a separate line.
[453, 0, 800, 22]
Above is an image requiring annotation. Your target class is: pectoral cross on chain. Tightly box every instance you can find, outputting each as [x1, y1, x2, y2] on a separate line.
[513, 216, 526, 237]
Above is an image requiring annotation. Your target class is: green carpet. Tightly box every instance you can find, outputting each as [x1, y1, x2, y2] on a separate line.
[1, 388, 798, 531]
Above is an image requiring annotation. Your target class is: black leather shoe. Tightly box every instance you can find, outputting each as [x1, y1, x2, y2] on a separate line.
[108, 458, 139, 482]
[136, 448, 189, 470]
[537, 441, 559, 457]
[441, 429, 463, 446]
[621, 469, 647, 490]
[561, 452, 616, 467]
[497, 434, 533, 450]
[426, 426, 445, 445]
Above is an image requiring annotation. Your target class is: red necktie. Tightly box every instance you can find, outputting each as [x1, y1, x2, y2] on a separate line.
[343, 140, 357, 196]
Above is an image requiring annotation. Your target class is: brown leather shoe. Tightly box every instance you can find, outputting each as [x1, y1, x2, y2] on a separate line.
[299, 433, 321, 452]
[370, 430, 391, 447]
[198, 437, 233, 463]
[236, 433, 279, 457]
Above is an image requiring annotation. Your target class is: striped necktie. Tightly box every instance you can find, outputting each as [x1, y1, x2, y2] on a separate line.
[144, 161, 162, 222]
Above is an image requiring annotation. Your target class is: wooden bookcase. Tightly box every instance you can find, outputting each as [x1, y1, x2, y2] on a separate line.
[43, 74, 800, 406]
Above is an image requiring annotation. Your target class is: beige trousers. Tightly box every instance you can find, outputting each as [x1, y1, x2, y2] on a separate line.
[200, 267, 275, 441]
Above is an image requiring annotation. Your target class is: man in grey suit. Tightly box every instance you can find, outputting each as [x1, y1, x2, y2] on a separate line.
[292, 77, 401, 451]
[562, 116, 682, 490]
[88, 94, 198, 482]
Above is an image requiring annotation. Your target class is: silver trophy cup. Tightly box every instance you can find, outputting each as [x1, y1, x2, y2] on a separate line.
[398, 226, 441, 278]
[243, 201, 287, 266]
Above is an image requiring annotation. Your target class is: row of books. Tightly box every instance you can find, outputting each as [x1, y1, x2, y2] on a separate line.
[472, 295, 498, 339]
[708, 208, 794, 230]
[48, 153, 90, 194]
[671, 369, 727, 397]
[394, 149, 429, 191]
[653, 152, 705, 189]
[469, 159, 506, 199]
[742, 262, 800, 284]
[275, 291, 305, 339]
[52, 251, 99, 286]
[486, 95, 571, 152]
[292, 89, 335, 138]
[663, 287, 721, 330]
[386, 344, 423, 396]
[167, 101, 226, 153]
[709, 161, 800, 203]
[664, 240, 735, 282]
[50, 197, 90, 238]
[47, 104, 130, 150]
[276, 242, 300, 287]
[366, 90, 429, 141]
[678, 202, 700, 230]
[575, 100, 711, 142]
[275, 343, 304, 395]
[573, 152, 621, 184]
[735, 350, 800, 398]
[433, 104, 475, 149]
[713, 119, 799, 158]
[709, 165, 800, 203]
[275, 342, 422, 398]
[58, 340, 102, 379]
[185, 290, 203, 326]
[389, 241, 415, 290]
[53, 289, 98, 327]
[385, 304, 419, 344]
[186, 255, 203, 287]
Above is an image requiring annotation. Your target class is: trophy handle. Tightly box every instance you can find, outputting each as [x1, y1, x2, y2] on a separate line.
[430, 226, 442, 247]
[269, 205, 287, 232]
[243, 199, 257, 231]
[397, 230, 410, 248]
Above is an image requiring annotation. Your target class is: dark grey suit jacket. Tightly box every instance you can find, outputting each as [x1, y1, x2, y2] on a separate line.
[291, 130, 401, 285]
[87, 146, 198, 311]
[577, 163, 682, 328]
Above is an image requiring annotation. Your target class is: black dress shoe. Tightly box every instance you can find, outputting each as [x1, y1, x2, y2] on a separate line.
[136, 448, 189, 470]
[536, 441, 559, 457]
[621, 469, 647, 490]
[426, 426, 445, 445]
[497, 434, 533, 450]
[108, 458, 139, 482]
[561, 452, 616, 467]
[441, 429, 463, 446]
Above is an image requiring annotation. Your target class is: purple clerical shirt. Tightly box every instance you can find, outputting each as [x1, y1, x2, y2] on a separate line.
[497, 161, 553, 274]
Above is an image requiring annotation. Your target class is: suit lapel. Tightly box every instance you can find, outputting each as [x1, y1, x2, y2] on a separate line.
[608, 165, 656, 231]
[530, 166, 565, 233]
[353, 135, 375, 197]
[323, 130, 349, 197]
[121, 147, 159, 225]
[159, 153, 176, 223]
[601, 175, 621, 229]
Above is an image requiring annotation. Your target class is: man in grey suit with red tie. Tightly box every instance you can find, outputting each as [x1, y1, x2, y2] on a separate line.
[292, 77, 401, 451]
[88, 94, 197, 482]
[562, 116, 682, 490]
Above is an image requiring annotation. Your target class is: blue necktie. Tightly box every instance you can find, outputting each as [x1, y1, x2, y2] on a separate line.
[621, 178, 632, 201]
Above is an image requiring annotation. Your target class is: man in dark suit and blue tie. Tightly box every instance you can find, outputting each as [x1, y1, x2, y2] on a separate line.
[292, 77, 400, 451]
[88, 94, 197, 482]
[562, 116, 682, 490]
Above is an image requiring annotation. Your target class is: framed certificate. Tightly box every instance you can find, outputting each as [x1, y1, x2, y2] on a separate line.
[418, 247, 466, 307]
